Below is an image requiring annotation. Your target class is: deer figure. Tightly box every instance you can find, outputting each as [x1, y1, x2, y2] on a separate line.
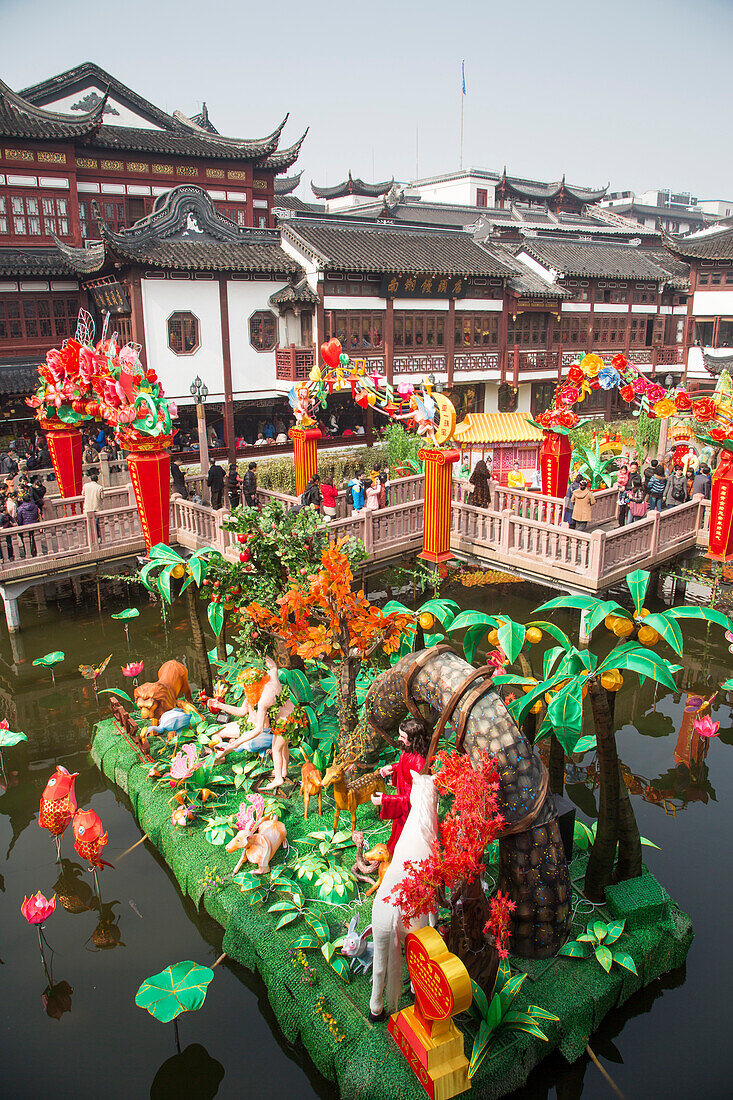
[321, 757, 385, 833]
[299, 760, 323, 821]
[225, 793, 287, 875]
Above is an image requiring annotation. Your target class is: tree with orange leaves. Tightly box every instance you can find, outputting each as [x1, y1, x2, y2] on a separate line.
[246, 538, 414, 747]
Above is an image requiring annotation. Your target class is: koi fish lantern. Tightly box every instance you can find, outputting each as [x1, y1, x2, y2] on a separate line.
[72, 808, 111, 869]
[39, 765, 78, 838]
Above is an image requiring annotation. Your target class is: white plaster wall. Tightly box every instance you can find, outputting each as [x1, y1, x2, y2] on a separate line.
[693, 290, 733, 317]
[141, 279, 223, 401]
[41, 86, 164, 130]
[484, 382, 499, 411]
[414, 178, 496, 206]
[517, 384, 532, 412]
[280, 236, 321, 293]
[227, 279, 289, 396]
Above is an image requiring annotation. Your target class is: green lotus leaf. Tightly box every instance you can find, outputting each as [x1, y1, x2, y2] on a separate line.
[0, 727, 27, 748]
[33, 652, 65, 668]
[135, 960, 214, 1023]
[111, 608, 140, 621]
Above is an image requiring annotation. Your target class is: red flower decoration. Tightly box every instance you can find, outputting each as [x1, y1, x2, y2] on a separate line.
[693, 397, 719, 422]
[559, 385, 580, 405]
[709, 428, 726, 441]
[567, 364, 584, 384]
[21, 891, 56, 925]
[619, 384, 635, 402]
[612, 353, 629, 370]
[674, 391, 692, 411]
[483, 891, 516, 959]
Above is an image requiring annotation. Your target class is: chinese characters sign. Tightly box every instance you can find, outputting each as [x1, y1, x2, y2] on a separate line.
[87, 281, 131, 316]
[381, 273, 468, 299]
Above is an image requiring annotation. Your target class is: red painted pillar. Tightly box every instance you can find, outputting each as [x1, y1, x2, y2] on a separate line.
[419, 448, 459, 563]
[127, 446, 171, 552]
[541, 431, 572, 498]
[41, 421, 83, 498]
[708, 449, 733, 561]
[290, 426, 321, 497]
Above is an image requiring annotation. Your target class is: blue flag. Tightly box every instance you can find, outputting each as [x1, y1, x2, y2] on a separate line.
[462, 60, 466, 95]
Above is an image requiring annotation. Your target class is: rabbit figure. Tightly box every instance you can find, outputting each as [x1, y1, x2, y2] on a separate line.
[341, 916, 374, 975]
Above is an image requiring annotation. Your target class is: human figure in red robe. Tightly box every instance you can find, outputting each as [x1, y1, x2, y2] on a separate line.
[370, 718, 432, 855]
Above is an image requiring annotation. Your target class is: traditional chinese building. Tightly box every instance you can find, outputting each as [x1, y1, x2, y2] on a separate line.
[0, 64, 305, 428]
[310, 173, 395, 213]
[408, 168, 608, 213]
[663, 220, 733, 384]
[55, 185, 306, 459]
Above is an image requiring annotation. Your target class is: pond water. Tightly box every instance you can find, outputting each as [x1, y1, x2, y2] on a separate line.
[1, 560, 731, 1100]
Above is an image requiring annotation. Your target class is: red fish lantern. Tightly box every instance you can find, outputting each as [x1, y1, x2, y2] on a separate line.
[72, 809, 110, 869]
[39, 766, 78, 837]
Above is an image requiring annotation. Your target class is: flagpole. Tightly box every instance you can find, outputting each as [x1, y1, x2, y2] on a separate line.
[459, 59, 465, 170]
[459, 69, 464, 170]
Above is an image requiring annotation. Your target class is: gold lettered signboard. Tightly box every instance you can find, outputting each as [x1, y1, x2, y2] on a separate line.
[388, 926, 472, 1100]
[87, 281, 131, 316]
[381, 273, 468, 299]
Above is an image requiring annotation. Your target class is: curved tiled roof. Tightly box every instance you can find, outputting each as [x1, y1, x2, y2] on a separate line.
[55, 185, 301, 275]
[311, 172, 394, 200]
[282, 219, 521, 277]
[0, 246, 75, 278]
[260, 130, 308, 171]
[663, 223, 733, 261]
[0, 76, 106, 140]
[517, 237, 672, 280]
[269, 278, 319, 307]
[496, 171, 608, 204]
[274, 171, 303, 195]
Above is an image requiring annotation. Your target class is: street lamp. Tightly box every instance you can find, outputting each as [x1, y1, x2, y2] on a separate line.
[190, 376, 210, 504]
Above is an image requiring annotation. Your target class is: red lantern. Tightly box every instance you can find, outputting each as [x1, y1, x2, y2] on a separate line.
[708, 450, 733, 561]
[540, 431, 572, 499]
[42, 422, 83, 499]
[127, 446, 171, 552]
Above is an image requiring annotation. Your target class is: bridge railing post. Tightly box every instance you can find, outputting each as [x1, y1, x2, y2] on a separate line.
[362, 511, 373, 556]
[648, 509, 660, 557]
[589, 529, 605, 585]
[500, 508, 512, 555]
[85, 509, 99, 552]
[99, 453, 111, 488]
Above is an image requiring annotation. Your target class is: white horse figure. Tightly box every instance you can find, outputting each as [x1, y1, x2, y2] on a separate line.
[369, 771, 438, 1020]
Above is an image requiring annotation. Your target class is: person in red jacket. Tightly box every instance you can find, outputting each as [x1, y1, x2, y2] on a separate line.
[370, 717, 432, 854]
[320, 479, 338, 521]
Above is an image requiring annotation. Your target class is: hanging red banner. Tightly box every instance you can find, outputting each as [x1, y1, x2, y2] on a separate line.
[127, 447, 171, 552]
[418, 448, 459, 564]
[540, 431, 572, 499]
[708, 450, 733, 562]
[42, 423, 83, 499]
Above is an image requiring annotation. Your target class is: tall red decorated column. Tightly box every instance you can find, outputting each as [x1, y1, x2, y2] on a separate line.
[540, 431, 572, 498]
[127, 442, 171, 552]
[41, 421, 83, 498]
[708, 449, 733, 562]
[290, 426, 321, 498]
[419, 448, 459, 563]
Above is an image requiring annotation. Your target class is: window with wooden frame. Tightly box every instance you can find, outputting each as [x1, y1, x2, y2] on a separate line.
[597, 284, 627, 304]
[497, 383, 518, 412]
[0, 196, 7, 234]
[101, 199, 126, 232]
[531, 382, 556, 415]
[454, 312, 498, 347]
[506, 313, 548, 347]
[325, 311, 385, 350]
[592, 314, 627, 347]
[632, 284, 656, 303]
[557, 315, 587, 345]
[222, 205, 248, 226]
[629, 316, 650, 347]
[167, 311, 200, 355]
[394, 311, 446, 349]
[0, 294, 80, 344]
[249, 310, 277, 351]
[476, 188, 488, 207]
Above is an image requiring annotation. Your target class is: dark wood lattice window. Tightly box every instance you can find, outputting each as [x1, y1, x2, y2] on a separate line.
[249, 310, 277, 351]
[167, 311, 200, 354]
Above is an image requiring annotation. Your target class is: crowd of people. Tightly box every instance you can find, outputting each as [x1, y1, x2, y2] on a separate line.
[172, 409, 367, 455]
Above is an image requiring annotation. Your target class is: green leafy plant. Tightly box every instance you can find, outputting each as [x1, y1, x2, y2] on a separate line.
[290, 917, 351, 983]
[573, 819, 660, 852]
[571, 437, 618, 489]
[558, 919, 637, 975]
[467, 960, 558, 1078]
[203, 814, 237, 846]
[135, 960, 215, 1023]
[314, 865, 356, 903]
[33, 651, 64, 683]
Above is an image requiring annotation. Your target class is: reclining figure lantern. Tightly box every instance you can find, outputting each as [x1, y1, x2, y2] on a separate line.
[289, 338, 456, 447]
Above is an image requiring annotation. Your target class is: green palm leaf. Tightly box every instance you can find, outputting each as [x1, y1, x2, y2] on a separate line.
[463, 624, 491, 665]
[636, 612, 683, 655]
[527, 620, 573, 649]
[665, 606, 733, 633]
[585, 599, 628, 635]
[626, 570, 650, 613]
[498, 619, 526, 663]
[449, 611, 497, 633]
[548, 679, 584, 754]
[533, 596, 599, 614]
[135, 960, 214, 1023]
[597, 644, 679, 691]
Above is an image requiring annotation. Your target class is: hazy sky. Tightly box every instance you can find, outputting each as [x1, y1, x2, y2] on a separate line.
[3, 0, 731, 200]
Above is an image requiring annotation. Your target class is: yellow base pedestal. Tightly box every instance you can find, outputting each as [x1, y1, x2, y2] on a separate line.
[388, 1005, 470, 1100]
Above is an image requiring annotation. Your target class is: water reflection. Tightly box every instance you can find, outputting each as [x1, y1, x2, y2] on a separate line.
[88, 899, 125, 950]
[150, 1043, 225, 1100]
[42, 979, 74, 1021]
[53, 859, 94, 914]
